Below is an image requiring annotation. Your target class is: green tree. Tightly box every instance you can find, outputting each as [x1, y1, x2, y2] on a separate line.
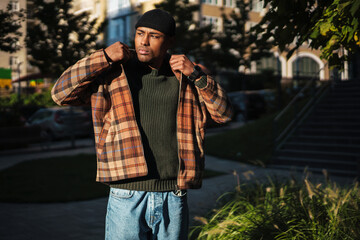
[208, 0, 271, 71]
[309, 0, 360, 67]
[0, 3, 25, 53]
[26, 0, 106, 78]
[154, 0, 213, 64]
[252, 0, 360, 69]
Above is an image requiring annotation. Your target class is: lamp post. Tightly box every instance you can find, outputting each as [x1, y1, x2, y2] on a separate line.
[17, 61, 23, 101]
[276, 51, 283, 110]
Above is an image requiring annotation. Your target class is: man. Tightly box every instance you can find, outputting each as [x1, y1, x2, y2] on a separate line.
[52, 9, 232, 240]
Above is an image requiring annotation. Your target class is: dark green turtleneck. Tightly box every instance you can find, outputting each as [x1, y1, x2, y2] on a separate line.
[110, 59, 180, 191]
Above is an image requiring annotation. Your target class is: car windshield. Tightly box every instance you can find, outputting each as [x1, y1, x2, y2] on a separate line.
[57, 108, 87, 117]
[28, 110, 52, 122]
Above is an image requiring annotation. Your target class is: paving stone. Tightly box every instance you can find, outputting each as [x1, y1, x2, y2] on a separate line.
[0, 135, 355, 239]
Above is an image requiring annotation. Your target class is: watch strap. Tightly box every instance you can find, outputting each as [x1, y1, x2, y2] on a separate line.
[187, 65, 204, 82]
[194, 75, 208, 89]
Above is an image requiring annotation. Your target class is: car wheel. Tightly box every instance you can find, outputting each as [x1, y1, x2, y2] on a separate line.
[235, 113, 245, 122]
[41, 129, 55, 141]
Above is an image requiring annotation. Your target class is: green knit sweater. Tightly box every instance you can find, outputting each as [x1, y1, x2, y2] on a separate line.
[110, 60, 180, 191]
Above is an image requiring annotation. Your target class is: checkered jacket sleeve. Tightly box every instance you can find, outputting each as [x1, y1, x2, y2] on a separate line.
[51, 50, 110, 106]
[196, 76, 233, 123]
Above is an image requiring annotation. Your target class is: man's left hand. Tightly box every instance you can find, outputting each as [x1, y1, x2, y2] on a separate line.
[169, 55, 194, 77]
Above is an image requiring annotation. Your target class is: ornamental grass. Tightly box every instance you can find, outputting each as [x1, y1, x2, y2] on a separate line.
[191, 172, 360, 240]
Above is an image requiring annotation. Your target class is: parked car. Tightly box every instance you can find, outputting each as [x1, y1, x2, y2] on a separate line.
[26, 106, 93, 140]
[228, 91, 267, 122]
[227, 91, 247, 122]
[0, 108, 26, 127]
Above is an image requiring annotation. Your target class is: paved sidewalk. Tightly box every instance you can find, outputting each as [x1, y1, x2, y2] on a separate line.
[0, 152, 303, 240]
[0, 133, 355, 239]
[0, 121, 242, 170]
[0, 138, 95, 170]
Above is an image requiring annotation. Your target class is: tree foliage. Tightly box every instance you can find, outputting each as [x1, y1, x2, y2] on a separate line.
[154, 0, 213, 63]
[208, 0, 271, 71]
[309, 0, 360, 67]
[155, 0, 271, 72]
[252, 0, 360, 69]
[0, 3, 25, 53]
[26, 0, 106, 78]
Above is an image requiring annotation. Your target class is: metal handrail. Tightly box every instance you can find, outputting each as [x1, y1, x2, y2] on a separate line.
[274, 77, 315, 122]
[273, 64, 330, 149]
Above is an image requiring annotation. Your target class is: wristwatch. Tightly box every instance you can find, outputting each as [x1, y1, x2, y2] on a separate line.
[187, 65, 205, 82]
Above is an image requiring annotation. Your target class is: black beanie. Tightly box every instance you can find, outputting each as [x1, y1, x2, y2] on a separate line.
[135, 9, 176, 36]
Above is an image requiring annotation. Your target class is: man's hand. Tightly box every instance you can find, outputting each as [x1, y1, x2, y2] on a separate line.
[104, 41, 132, 63]
[169, 55, 195, 77]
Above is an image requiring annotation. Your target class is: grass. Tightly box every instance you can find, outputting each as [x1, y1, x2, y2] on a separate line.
[204, 95, 310, 166]
[205, 112, 277, 166]
[190, 174, 360, 240]
[0, 154, 108, 203]
[0, 154, 225, 203]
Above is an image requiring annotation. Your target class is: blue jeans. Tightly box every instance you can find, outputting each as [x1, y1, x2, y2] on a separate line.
[105, 188, 189, 240]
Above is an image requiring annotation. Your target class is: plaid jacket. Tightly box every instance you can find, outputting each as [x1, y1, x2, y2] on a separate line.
[51, 50, 233, 189]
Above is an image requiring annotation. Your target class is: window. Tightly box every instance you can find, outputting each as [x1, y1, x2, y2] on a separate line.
[9, 56, 19, 68]
[292, 57, 320, 79]
[108, 0, 130, 13]
[118, 0, 130, 9]
[250, 0, 263, 12]
[118, 19, 125, 42]
[111, 19, 125, 42]
[202, 16, 221, 32]
[202, 0, 218, 5]
[256, 55, 281, 75]
[10, 1, 20, 11]
[224, 0, 233, 7]
[95, 1, 101, 17]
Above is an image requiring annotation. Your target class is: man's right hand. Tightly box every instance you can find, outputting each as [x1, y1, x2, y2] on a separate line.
[104, 42, 131, 63]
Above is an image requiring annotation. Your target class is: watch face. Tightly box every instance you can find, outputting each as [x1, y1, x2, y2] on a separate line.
[188, 65, 203, 81]
[194, 65, 202, 73]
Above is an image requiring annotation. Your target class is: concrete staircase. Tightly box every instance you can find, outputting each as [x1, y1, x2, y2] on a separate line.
[271, 80, 360, 178]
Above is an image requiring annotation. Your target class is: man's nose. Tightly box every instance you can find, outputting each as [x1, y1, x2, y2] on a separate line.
[141, 35, 149, 46]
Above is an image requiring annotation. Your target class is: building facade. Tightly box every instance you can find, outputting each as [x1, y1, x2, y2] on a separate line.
[106, 0, 138, 46]
[72, 0, 107, 43]
[248, 0, 331, 82]
[107, 0, 335, 82]
[200, 0, 335, 82]
[0, 0, 108, 92]
[0, 0, 27, 92]
[1, 0, 350, 94]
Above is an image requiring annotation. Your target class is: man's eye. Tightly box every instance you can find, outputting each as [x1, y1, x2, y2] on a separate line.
[151, 35, 160, 39]
[137, 32, 144, 36]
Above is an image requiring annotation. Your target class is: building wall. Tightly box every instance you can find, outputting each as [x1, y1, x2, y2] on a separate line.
[106, 0, 169, 46]
[200, 0, 234, 32]
[107, 0, 136, 46]
[7, 0, 334, 84]
[247, 0, 332, 81]
[0, 0, 27, 89]
[139, 0, 162, 12]
[199, 0, 334, 81]
[72, 0, 107, 44]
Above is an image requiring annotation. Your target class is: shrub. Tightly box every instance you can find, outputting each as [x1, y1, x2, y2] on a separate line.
[191, 175, 360, 240]
[0, 88, 57, 126]
[0, 88, 56, 109]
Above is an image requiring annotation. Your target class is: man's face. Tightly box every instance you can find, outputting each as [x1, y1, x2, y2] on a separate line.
[135, 27, 172, 68]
